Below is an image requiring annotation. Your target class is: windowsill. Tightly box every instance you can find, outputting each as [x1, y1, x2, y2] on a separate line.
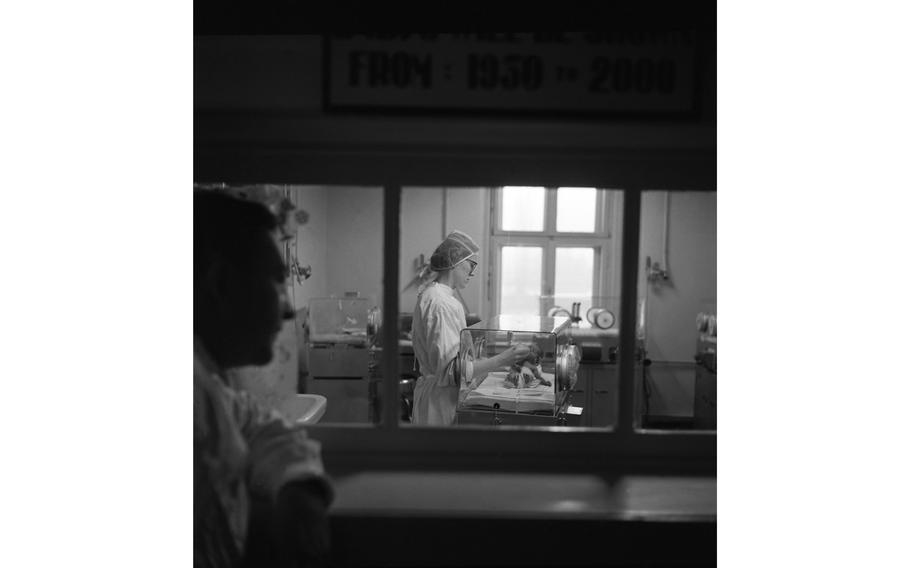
[327, 468, 716, 567]
[329, 470, 715, 522]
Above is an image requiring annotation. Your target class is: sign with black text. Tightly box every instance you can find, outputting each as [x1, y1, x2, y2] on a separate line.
[325, 33, 698, 115]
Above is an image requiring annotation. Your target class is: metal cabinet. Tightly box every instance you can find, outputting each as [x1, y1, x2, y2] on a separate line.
[573, 363, 618, 427]
[306, 346, 370, 423]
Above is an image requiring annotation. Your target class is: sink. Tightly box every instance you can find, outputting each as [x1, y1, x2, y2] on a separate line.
[278, 394, 327, 425]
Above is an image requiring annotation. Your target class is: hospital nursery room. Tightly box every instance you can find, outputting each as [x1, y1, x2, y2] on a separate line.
[195, 22, 716, 568]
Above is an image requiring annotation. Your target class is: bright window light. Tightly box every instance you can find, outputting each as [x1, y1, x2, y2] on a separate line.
[501, 186, 545, 231]
[556, 187, 596, 232]
[500, 246, 543, 315]
[554, 247, 595, 315]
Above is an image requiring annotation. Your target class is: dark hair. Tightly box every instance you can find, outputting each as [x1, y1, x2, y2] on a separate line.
[194, 190, 278, 278]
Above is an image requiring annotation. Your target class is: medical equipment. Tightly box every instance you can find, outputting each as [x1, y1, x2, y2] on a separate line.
[586, 306, 616, 330]
[454, 315, 580, 426]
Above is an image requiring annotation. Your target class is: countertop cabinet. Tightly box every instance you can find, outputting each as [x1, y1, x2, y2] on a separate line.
[573, 363, 618, 428]
[307, 346, 371, 424]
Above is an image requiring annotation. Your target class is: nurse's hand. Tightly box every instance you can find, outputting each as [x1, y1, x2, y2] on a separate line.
[501, 344, 531, 366]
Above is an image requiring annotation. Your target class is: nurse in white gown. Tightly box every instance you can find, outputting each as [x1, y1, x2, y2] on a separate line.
[411, 230, 529, 426]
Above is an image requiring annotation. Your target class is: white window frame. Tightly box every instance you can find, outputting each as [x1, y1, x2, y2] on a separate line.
[490, 187, 621, 315]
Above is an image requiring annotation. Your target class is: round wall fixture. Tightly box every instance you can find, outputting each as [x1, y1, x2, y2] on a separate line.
[585, 307, 599, 325]
[594, 309, 615, 329]
[586, 307, 616, 329]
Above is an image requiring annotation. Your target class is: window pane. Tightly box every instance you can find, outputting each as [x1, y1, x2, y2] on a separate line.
[501, 186, 545, 231]
[500, 246, 542, 315]
[399, 187, 489, 426]
[556, 187, 596, 232]
[554, 247, 594, 315]
[194, 183, 384, 428]
[636, 190, 717, 433]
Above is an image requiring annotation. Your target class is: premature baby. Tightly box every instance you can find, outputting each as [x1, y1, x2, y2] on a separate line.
[503, 343, 552, 389]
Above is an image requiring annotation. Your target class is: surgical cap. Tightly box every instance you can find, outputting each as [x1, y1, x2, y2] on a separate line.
[429, 230, 480, 271]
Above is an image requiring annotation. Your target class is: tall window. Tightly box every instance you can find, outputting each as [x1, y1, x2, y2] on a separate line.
[492, 186, 621, 318]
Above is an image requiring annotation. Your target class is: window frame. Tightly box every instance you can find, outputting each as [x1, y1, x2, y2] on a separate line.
[494, 186, 607, 235]
[194, 147, 717, 474]
[491, 187, 616, 316]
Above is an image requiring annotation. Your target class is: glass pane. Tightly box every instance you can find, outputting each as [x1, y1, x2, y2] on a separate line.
[297, 186, 383, 426]
[635, 190, 717, 433]
[553, 247, 595, 317]
[398, 187, 490, 426]
[500, 246, 543, 316]
[501, 186, 545, 231]
[193, 183, 384, 428]
[556, 187, 597, 232]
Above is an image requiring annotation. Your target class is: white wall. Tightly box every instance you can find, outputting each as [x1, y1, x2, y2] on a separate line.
[638, 191, 716, 417]
[444, 188, 490, 317]
[291, 185, 329, 308]
[291, 185, 386, 308]
[324, 187, 384, 306]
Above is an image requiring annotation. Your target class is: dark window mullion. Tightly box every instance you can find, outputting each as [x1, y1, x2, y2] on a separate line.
[382, 185, 401, 429]
[617, 188, 642, 436]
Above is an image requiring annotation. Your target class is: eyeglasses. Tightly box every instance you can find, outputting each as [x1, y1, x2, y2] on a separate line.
[464, 259, 478, 276]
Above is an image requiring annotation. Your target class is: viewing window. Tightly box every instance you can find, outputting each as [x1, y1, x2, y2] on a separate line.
[194, 182, 716, 459]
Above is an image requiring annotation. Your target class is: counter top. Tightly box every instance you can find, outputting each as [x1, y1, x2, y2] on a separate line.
[330, 470, 714, 521]
[327, 469, 716, 567]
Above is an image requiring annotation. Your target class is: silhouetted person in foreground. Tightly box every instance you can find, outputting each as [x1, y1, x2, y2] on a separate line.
[194, 190, 333, 567]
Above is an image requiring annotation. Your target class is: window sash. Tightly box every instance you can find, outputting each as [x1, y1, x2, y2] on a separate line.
[491, 187, 613, 315]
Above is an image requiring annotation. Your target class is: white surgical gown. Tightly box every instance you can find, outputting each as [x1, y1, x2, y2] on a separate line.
[411, 282, 465, 426]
